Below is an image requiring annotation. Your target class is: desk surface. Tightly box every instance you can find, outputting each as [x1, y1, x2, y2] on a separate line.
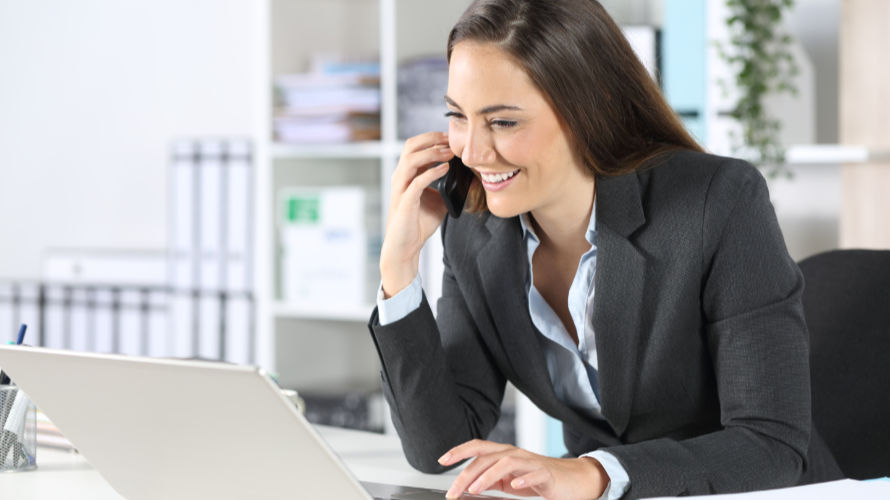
[5, 426, 888, 500]
[0, 425, 521, 500]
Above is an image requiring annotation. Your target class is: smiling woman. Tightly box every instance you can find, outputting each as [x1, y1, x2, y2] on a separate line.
[445, 41, 588, 220]
[369, 1, 843, 499]
[444, 0, 701, 216]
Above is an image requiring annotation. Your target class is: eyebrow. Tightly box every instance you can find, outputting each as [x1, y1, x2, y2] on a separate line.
[444, 95, 522, 115]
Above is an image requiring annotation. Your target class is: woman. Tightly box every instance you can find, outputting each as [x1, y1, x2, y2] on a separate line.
[369, 1, 841, 499]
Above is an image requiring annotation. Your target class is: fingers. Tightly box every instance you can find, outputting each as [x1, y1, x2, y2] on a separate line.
[404, 131, 449, 154]
[509, 467, 552, 491]
[442, 443, 610, 500]
[439, 439, 514, 467]
[465, 455, 540, 496]
[391, 132, 453, 194]
[392, 146, 452, 193]
[444, 453, 503, 499]
[441, 440, 524, 499]
[402, 161, 449, 201]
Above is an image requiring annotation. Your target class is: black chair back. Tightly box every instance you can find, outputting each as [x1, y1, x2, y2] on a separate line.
[799, 249, 890, 479]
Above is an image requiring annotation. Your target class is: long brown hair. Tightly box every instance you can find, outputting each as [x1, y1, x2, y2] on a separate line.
[447, 0, 703, 212]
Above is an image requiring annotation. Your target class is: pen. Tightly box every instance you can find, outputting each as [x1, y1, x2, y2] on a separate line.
[0, 324, 27, 386]
[16, 324, 27, 346]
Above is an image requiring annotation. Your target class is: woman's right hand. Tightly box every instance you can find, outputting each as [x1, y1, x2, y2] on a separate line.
[379, 131, 454, 298]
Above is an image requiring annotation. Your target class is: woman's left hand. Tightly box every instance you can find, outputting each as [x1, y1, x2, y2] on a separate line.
[439, 439, 608, 500]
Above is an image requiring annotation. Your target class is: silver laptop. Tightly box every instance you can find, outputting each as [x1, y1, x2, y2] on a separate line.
[0, 345, 510, 500]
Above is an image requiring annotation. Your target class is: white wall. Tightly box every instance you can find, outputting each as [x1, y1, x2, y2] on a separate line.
[787, 0, 840, 144]
[0, 0, 846, 282]
[600, 0, 663, 25]
[0, 0, 262, 279]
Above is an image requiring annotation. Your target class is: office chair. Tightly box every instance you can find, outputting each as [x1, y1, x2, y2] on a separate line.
[799, 249, 890, 480]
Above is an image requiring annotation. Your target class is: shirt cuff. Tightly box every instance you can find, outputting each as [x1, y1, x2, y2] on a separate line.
[583, 450, 630, 500]
[376, 275, 423, 326]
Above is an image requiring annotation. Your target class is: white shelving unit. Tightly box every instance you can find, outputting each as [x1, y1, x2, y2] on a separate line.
[785, 145, 890, 165]
[254, 0, 472, 390]
[270, 141, 402, 160]
[270, 301, 376, 322]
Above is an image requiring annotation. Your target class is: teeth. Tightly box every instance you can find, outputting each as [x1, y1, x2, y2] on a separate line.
[480, 169, 519, 183]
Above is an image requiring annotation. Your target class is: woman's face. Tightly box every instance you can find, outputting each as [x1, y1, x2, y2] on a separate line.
[446, 41, 590, 219]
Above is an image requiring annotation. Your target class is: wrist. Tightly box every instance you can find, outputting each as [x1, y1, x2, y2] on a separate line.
[578, 456, 609, 499]
[380, 262, 418, 299]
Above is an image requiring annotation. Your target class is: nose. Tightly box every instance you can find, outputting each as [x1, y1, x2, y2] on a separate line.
[460, 123, 496, 166]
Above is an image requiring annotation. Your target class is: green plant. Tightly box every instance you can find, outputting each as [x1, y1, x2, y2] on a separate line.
[716, 0, 799, 178]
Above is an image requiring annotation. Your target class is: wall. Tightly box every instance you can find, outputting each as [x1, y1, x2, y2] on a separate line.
[840, 0, 890, 248]
[600, 0, 663, 25]
[0, 0, 263, 280]
[0, 0, 853, 279]
[787, 0, 841, 144]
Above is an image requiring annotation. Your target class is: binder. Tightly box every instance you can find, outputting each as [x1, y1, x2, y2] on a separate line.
[168, 138, 255, 364]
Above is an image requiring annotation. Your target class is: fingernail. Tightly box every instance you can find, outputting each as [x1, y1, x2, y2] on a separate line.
[512, 478, 525, 488]
[438, 452, 451, 464]
[469, 481, 481, 494]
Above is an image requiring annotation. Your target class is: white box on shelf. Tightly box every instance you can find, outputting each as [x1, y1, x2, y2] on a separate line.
[279, 186, 367, 307]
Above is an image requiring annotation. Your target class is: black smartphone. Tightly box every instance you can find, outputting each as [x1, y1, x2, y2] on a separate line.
[433, 156, 474, 218]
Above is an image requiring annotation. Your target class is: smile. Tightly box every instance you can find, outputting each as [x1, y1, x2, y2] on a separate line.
[478, 169, 520, 184]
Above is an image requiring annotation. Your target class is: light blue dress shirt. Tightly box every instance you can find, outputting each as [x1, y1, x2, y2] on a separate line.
[377, 202, 630, 499]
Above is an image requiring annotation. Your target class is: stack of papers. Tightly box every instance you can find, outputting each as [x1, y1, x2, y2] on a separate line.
[397, 56, 449, 139]
[274, 61, 381, 144]
[643, 478, 890, 499]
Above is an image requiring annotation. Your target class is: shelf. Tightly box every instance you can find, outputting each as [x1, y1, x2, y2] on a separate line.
[272, 301, 375, 322]
[271, 141, 403, 159]
[785, 145, 890, 165]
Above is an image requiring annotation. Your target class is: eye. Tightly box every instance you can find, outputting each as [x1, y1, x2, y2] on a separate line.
[490, 119, 518, 129]
[444, 111, 465, 120]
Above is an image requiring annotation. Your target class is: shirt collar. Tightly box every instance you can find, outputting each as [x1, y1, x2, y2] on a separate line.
[519, 199, 598, 246]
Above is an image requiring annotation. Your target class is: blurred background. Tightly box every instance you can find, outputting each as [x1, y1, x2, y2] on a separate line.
[0, 0, 887, 454]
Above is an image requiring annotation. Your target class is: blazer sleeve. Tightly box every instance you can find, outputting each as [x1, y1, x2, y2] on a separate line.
[367, 219, 507, 473]
[602, 162, 812, 498]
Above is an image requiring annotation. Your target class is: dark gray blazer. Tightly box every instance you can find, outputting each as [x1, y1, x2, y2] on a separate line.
[368, 151, 841, 498]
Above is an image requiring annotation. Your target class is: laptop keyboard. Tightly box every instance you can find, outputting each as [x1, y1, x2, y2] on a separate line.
[363, 481, 514, 499]
[374, 493, 505, 500]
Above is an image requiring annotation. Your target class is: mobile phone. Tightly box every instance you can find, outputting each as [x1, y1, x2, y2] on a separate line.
[434, 156, 474, 218]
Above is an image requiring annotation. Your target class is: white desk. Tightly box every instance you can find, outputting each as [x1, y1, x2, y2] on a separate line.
[5, 428, 888, 500]
[0, 426, 523, 500]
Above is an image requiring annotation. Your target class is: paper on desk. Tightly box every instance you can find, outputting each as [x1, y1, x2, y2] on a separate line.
[642, 479, 890, 500]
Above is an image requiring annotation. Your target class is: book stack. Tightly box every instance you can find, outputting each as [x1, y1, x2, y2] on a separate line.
[274, 61, 381, 144]
[398, 56, 450, 139]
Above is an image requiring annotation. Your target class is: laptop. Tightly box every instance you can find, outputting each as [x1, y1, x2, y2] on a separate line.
[0, 345, 511, 500]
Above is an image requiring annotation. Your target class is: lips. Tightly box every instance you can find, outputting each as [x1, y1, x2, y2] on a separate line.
[477, 168, 521, 192]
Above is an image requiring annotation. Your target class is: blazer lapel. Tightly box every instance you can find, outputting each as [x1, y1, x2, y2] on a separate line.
[475, 215, 551, 390]
[593, 172, 647, 437]
[473, 214, 622, 444]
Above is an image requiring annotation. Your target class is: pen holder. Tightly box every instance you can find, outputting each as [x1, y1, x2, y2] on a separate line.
[0, 385, 37, 472]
